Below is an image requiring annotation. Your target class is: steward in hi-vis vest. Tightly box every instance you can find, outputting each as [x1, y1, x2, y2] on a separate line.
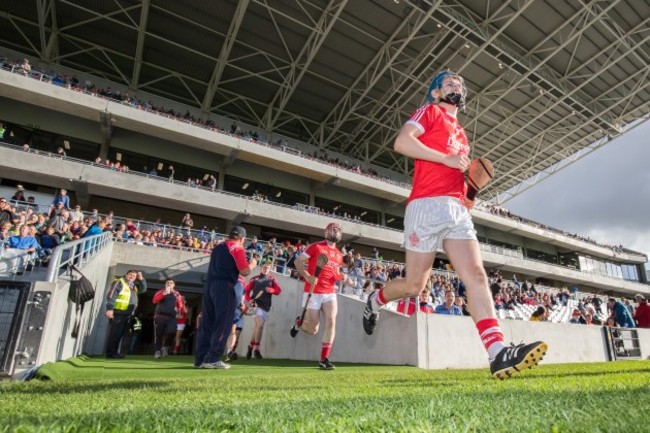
[105, 270, 147, 359]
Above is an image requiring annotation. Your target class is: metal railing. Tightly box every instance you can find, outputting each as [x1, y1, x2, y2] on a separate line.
[604, 326, 642, 361]
[1, 141, 402, 233]
[45, 232, 113, 282]
[0, 281, 30, 376]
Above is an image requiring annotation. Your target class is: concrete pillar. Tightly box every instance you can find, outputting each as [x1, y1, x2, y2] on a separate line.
[218, 169, 225, 190]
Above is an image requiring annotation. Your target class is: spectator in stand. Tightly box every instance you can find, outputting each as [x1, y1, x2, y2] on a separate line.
[434, 291, 462, 316]
[608, 297, 636, 328]
[246, 236, 264, 255]
[0, 198, 13, 225]
[167, 165, 175, 182]
[454, 295, 471, 316]
[10, 188, 26, 204]
[0, 221, 12, 241]
[569, 308, 586, 324]
[152, 279, 183, 359]
[56, 146, 66, 158]
[7, 224, 39, 255]
[52, 188, 70, 210]
[38, 226, 60, 260]
[633, 294, 650, 328]
[69, 205, 84, 223]
[206, 174, 217, 191]
[502, 292, 516, 310]
[418, 288, 434, 314]
[494, 293, 505, 310]
[82, 217, 108, 238]
[529, 306, 547, 322]
[591, 296, 603, 315]
[48, 207, 68, 232]
[622, 297, 635, 316]
[19, 58, 31, 76]
[181, 213, 194, 230]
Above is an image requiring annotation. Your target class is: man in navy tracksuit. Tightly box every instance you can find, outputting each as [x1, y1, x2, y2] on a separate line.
[194, 226, 257, 369]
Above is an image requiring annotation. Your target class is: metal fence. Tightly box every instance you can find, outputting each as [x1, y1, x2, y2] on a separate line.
[0, 281, 30, 376]
[604, 326, 642, 361]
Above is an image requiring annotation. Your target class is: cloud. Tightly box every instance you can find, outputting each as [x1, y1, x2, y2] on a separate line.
[505, 120, 650, 264]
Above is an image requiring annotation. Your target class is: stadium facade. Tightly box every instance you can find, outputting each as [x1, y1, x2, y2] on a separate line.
[1, 0, 649, 377]
[1, 68, 649, 378]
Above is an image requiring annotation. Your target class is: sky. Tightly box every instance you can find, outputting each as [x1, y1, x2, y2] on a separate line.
[505, 120, 650, 270]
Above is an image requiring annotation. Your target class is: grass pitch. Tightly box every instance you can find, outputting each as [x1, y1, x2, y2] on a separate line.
[1, 356, 649, 432]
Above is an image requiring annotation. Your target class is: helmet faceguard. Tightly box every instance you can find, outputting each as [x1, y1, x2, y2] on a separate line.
[427, 70, 467, 109]
[324, 222, 342, 243]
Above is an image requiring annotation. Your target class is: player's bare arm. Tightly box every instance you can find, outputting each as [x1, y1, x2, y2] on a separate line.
[394, 124, 469, 171]
[295, 254, 318, 287]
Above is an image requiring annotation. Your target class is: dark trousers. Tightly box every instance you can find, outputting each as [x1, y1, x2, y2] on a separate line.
[194, 279, 237, 366]
[154, 315, 177, 351]
[128, 332, 140, 354]
[106, 314, 130, 356]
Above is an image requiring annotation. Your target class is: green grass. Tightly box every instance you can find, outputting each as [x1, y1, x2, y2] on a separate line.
[1, 356, 649, 433]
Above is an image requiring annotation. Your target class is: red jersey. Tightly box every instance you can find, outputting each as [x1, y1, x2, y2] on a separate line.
[177, 305, 187, 325]
[405, 104, 469, 203]
[302, 240, 343, 295]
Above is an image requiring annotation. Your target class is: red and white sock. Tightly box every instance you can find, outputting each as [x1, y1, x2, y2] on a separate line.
[320, 343, 332, 361]
[476, 318, 506, 361]
[252, 342, 260, 350]
[370, 289, 388, 311]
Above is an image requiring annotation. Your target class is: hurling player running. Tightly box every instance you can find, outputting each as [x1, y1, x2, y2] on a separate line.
[292, 222, 348, 370]
[361, 70, 548, 379]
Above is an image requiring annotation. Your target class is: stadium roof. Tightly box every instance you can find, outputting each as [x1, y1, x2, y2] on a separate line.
[1, 0, 649, 203]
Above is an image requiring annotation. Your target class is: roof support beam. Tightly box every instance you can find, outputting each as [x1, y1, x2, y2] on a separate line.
[476, 18, 650, 162]
[490, 77, 650, 203]
[201, 0, 250, 113]
[130, 0, 150, 91]
[261, 0, 347, 131]
[363, 0, 534, 164]
[316, 1, 443, 151]
[427, 0, 622, 134]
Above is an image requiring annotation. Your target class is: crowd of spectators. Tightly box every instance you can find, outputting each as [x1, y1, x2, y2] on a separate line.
[2, 183, 648, 330]
[0, 56, 410, 190]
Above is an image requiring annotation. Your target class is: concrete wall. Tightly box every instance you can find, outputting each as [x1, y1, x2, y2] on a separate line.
[32, 242, 114, 365]
[419, 314, 610, 370]
[16, 241, 650, 375]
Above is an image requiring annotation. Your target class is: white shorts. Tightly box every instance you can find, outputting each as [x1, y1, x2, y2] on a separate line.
[255, 307, 269, 324]
[302, 292, 337, 310]
[403, 196, 477, 253]
[176, 323, 186, 331]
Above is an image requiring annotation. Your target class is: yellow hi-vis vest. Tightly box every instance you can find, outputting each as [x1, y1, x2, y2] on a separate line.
[113, 278, 133, 311]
